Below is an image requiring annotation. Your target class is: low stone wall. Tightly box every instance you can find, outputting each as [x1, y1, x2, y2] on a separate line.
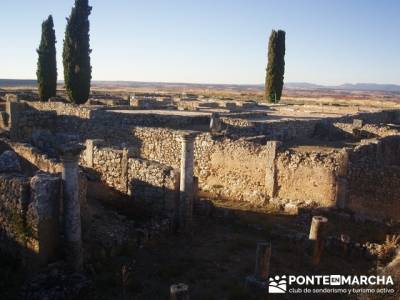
[6, 101, 56, 141]
[83, 141, 179, 213]
[128, 158, 179, 214]
[91, 109, 210, 131]
[0, 174, 31, 259]
[26, 101, 93, 119]
[131, 127, 181, 166]
[356, 110, 394, 124]
[130, 125, 400, 220]
[8, 101, 399, 146]
[222, 109, 397, 139]
[133, 126, 387, 208]
[223, 118, 319, 140]
[0, 172, 61, 268]
[10, 102, 210, 145]
[130, 98, 169, 109]
[0, 140, 87, 214]
[131, 127, 270, 203]
[91, 146, 124, 191]
[2, 140, 62, 173]
[275, 150, 340, 205]
[347, 136, 400, 221]
[195, 135, 269, 203]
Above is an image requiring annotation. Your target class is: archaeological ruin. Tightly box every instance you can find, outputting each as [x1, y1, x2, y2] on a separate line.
[0, 90, 399, 299]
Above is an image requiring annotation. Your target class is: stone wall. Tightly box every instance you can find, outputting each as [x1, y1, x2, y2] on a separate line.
[0, 140, 88, 214]
[2, 140, 62, 173]
[195, 135, 269, 203]
[6, 101, 56, 141]
[26, 101, 93, 119]
[275, 150, 340, 205]
[131, 127, 270, 203]
[223, 118, 320, 140]
[0, 174, 31, 259]
[0, 172, 61, 268]
[7, 102, 209, 146]
[347, 136, 400, 221]
[5, 101, 400, 220]
[7, 101, 399, 146]
[132, 125, 400, 218]
[222, 110, 396, 139]
[90, 146, 125, 191]
[128, 158, 179, 214]
[83, 130, 271, 205]
[82, 141, 179, 213]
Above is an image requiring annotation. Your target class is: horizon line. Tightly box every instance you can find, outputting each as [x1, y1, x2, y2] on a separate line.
[1, 78, 400, 88]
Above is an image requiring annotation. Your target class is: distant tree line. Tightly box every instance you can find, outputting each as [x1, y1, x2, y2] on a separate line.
[265, 30, 286, 103]
[36, 0, 92, 104]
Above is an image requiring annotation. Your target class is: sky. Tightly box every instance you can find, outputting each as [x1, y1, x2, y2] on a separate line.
[0, 0, 399, 85]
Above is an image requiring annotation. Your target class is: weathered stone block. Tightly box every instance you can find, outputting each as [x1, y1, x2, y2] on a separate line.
[352, 119, 363, 129]
[29, 172, 61, 265]
[0, 150, 21, 173]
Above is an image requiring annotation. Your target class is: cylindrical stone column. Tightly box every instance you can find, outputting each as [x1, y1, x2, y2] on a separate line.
[309, 216, 328, 266]
[179, 132, 196, 229]
[60, 143, 85, 270]
[193, 176, 199, 201]
[254, 241, 272, 281]
[210, 112, 221, 133]
[340, 234, 351, 257]
[170, 283, 190, 300]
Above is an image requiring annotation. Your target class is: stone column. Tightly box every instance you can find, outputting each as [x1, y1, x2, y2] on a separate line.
[392, 111, 400, 124]
[164, 168, 180, 231]
[85, 139, 95, 168]
[121, 147, 129, 194]
[371, 140, 383, 166]
[265, 141, 281, 199]
[340, 234, 351, 257]
[352, 119, 363, 129]
[335, 147, 351, 209]
[179, 132, 197, 229]
[309, 216, 328, 266]
[6, 99, 21, 139]
[84, 139, 103, 168]
[210, 112, 221, 133]
[193, 176, 199, 201]
[121, 145, 135, 195]
[170, 283, 190, 300]
[59, 143, 85, 270]
[254, 241, 272, 281]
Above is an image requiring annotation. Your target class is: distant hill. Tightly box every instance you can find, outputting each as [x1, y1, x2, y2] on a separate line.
[337, 83, 400, 92]
[0, 79, 37, 87]
[1, 79, 399, 93]
[285, 82, 400, 93]
[283, 82, 326, 90]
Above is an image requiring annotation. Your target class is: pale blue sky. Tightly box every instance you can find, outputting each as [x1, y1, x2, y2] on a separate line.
[0, 0, 399, 85]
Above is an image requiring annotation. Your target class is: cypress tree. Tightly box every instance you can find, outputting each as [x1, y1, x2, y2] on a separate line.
[63, 0, 92, 104]
[36, 15, 57, 102]
[264, 30, 286, 103]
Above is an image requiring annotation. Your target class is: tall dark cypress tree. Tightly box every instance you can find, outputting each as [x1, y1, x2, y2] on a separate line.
[63, 0, 92, 104]
[264, 30, 286, 103]
[37, 15, 57, 102]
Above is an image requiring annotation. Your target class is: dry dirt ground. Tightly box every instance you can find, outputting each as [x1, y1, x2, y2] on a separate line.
[1, 196, 395, 300]
[87, 198, 396, 300]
